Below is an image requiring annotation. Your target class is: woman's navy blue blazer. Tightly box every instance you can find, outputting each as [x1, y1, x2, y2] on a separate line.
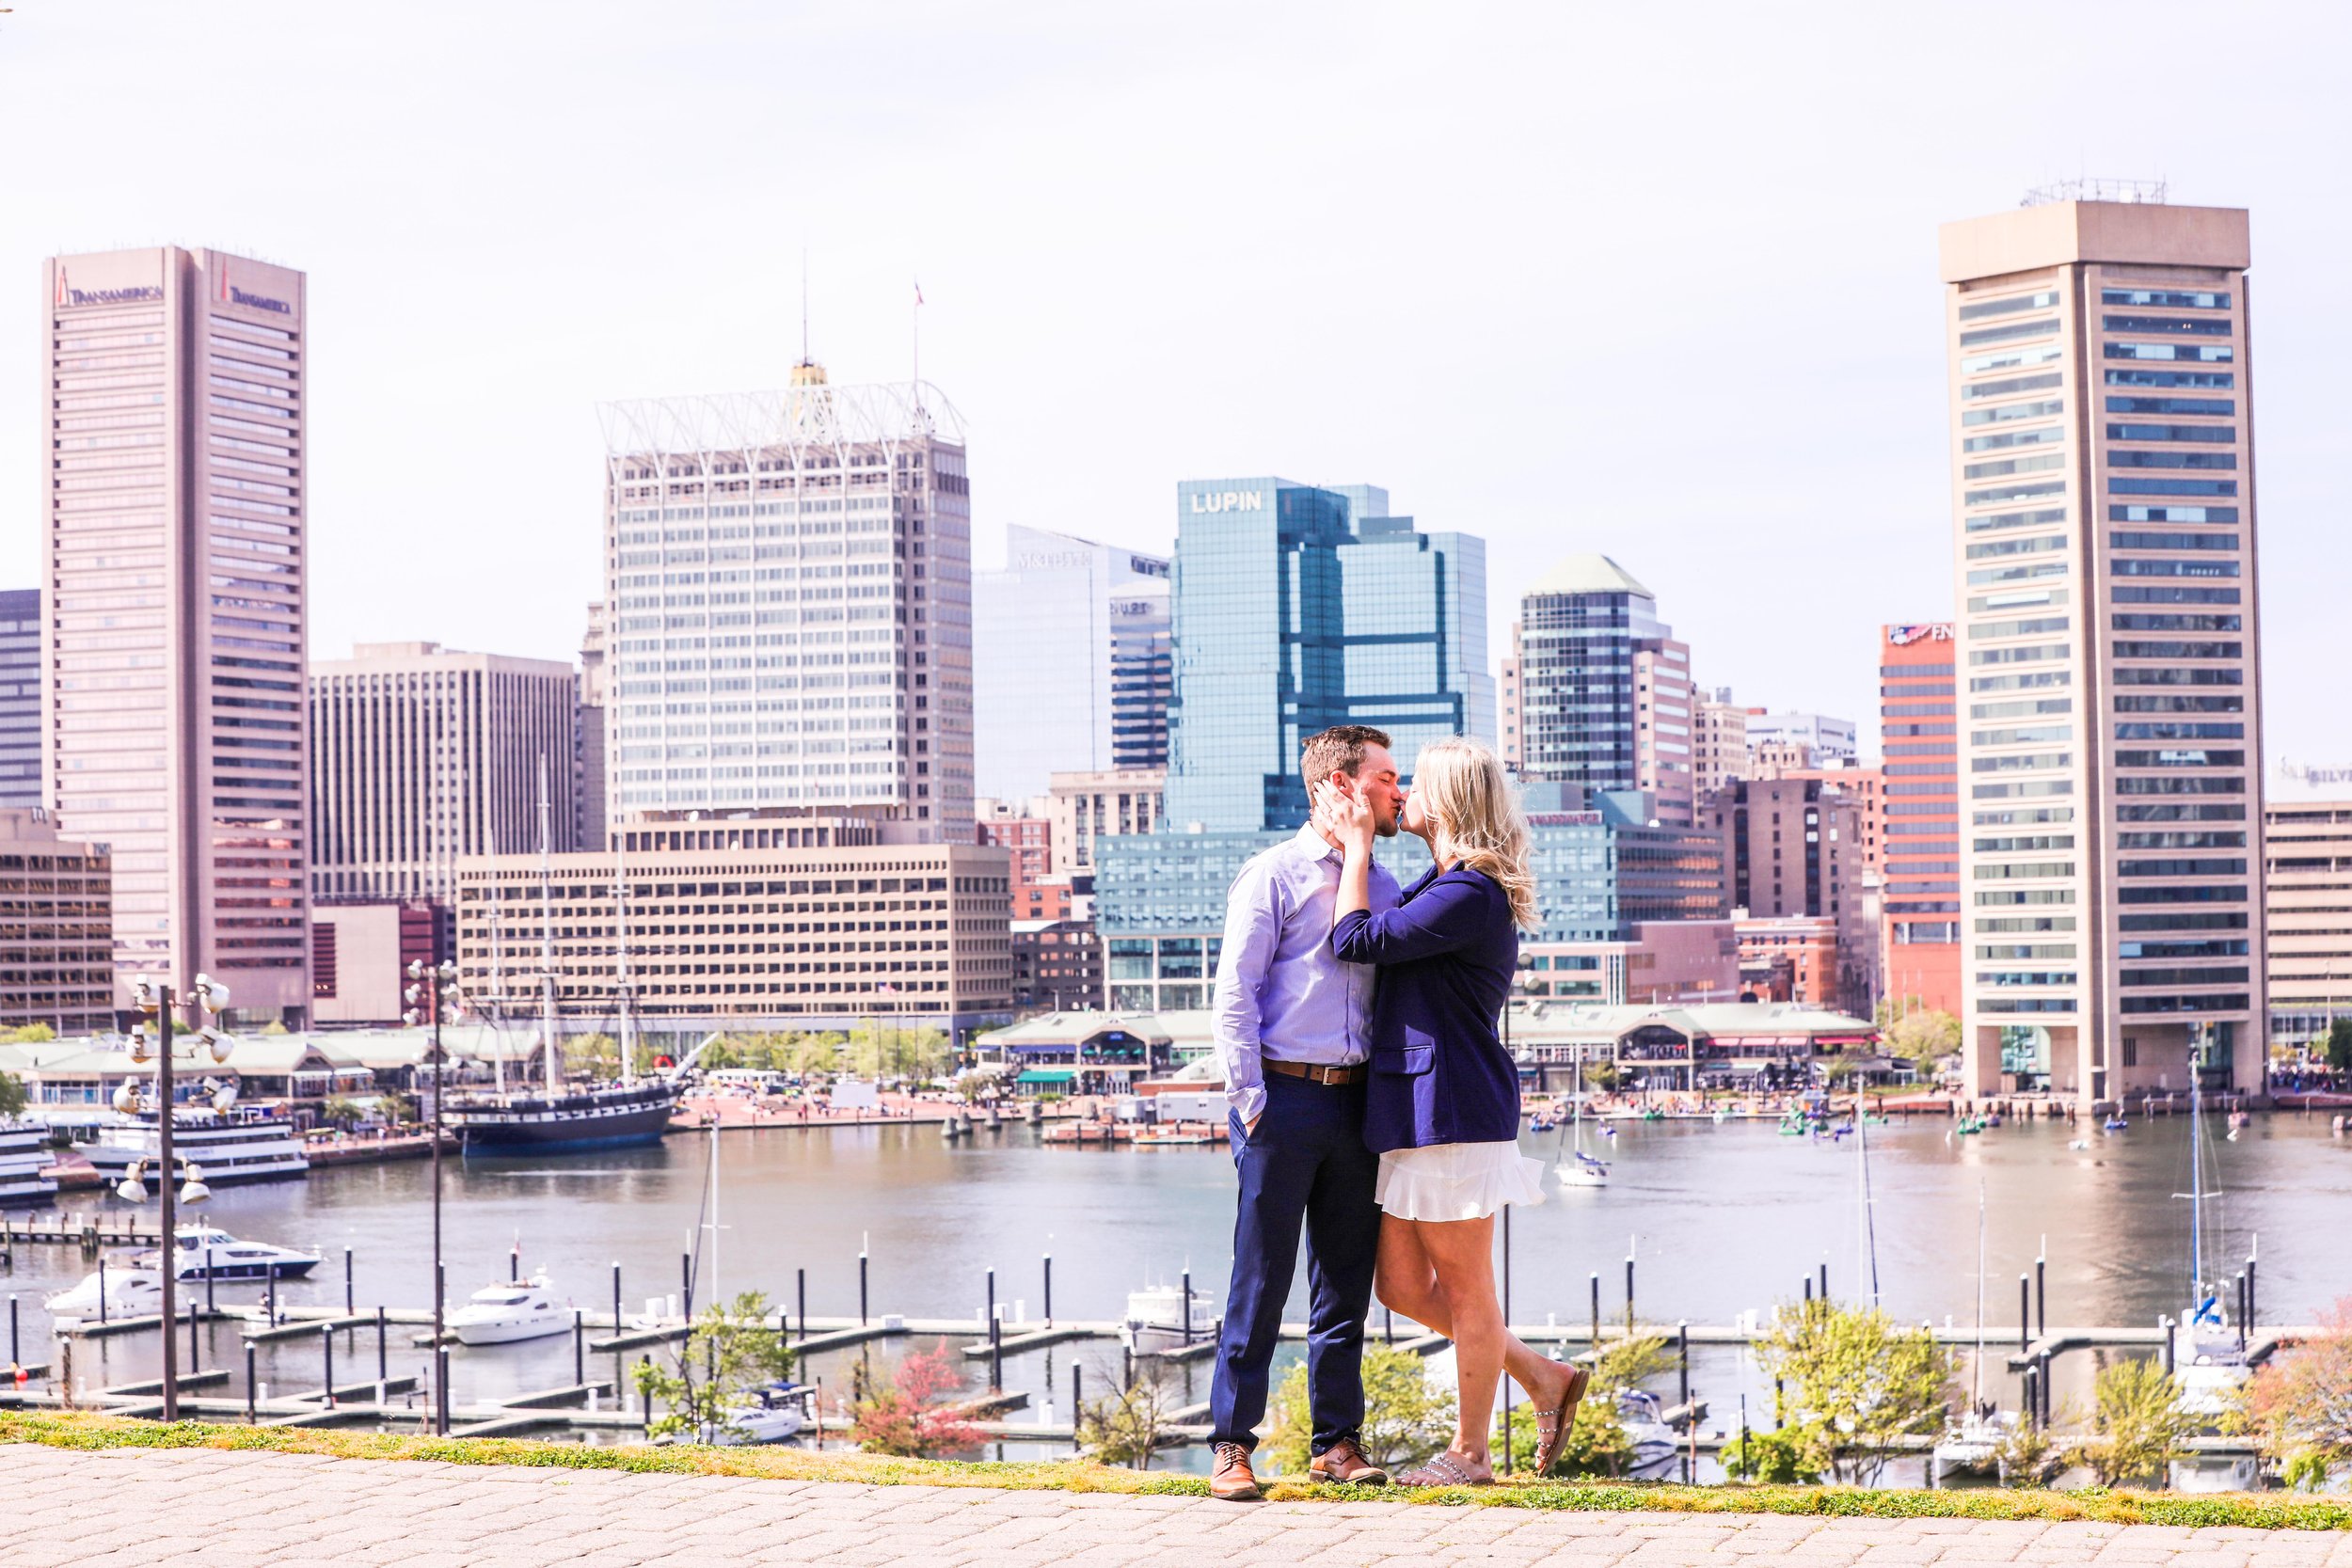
[1331, 862, 1522, 1155]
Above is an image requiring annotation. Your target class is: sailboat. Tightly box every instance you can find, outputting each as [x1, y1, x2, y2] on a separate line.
[1554, 1054, 1610, 1188]
[1932, 1182, 2010, 1481]
[445, 763, 690, 1154]
[2172, 1045, 2251, 1418]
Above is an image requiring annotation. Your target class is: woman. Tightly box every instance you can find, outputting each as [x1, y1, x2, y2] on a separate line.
[1313, 736, 1587, 1485]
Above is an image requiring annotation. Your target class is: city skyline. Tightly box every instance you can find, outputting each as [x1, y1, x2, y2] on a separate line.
[4, 7, 2350, 771]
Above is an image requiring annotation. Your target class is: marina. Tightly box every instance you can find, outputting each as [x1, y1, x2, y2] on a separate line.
[0, 1105, 2347, 1481]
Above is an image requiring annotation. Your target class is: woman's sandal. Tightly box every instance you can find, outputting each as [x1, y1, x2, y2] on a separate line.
[1395, 1451, 1494, 1487]
[1532, 1364, 1591, 1477]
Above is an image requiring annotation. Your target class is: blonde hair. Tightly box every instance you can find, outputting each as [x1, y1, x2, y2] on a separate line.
[1411, 737, 1539, 930]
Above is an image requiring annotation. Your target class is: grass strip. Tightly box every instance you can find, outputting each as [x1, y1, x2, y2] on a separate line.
[2, 1411, 2344, 1531]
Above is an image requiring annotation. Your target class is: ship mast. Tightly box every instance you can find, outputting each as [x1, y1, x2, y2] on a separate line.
[487, 823, 506, 1094]
[615, 829, 636, 1087]
[539, 757, 560, 1092]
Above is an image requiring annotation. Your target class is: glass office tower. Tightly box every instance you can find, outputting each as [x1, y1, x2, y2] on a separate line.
[1163, 477, 1491, 832]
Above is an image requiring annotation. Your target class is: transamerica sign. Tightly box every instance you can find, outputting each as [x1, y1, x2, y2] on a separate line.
[217, 266, 293, 315]
[53, 266, 163, 309]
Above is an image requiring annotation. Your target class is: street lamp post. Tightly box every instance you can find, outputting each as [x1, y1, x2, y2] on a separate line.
[405, 958, 460, 1434]
[119, 974, 234, 1422]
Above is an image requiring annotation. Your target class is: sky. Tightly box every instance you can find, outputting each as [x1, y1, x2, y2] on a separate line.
[3, 1, 2347, 766]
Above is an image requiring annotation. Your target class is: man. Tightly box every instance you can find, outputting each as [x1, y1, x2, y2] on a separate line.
[1205, 724, 1406, 1501]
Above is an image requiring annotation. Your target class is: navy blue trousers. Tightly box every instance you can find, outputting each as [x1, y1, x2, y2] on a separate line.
[1208, 1069, 1381, 1452]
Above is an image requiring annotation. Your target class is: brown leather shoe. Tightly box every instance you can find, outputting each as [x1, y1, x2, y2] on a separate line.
[1309, 1436, 1390, 1485]
[1210, 1441, 1262, 1501]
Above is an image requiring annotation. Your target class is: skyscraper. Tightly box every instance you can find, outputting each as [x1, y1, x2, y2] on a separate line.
[309, 641, 581, 909]
[597, 363, 975, 840]
[1880, 622, 1962, 1016]
[1163, 478, 1490, 832]
[974, 526, 1169, 800]
[1512, 555, 1693, 826]
[1940, 190, 2266, 1106]
[0, 589, 39, 810]
[42, 246, 310, 1022]
[576, 601, 611, 850]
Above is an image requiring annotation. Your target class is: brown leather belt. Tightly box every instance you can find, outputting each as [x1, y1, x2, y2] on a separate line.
[1265, 1058, 1367, 1086]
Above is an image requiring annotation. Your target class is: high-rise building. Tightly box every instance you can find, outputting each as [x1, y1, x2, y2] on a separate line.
[0, 808, 115, 1035]
[1512, 555, 1693, 826]
[1499, 626, 1525, 776]
[1045, 767, 1163, 878]
[1704, 776, 1875, 1013]
[0, 589, 39, 810]
[42, 246, 310, 1022]
[1744, 711, 1860, 769]
[1163, 479, 1490, 832]
[577, 601, 611, 850]
[1940, 191, 2267, 1105]
[1692, 689, 1750, 798]
[597, 364, 975, 840]
[974, 526, 1169, 800]
[2264, 761, 2352, 1053]
[1879, 622, 1963, 1016]
[309, 641, 580, 911]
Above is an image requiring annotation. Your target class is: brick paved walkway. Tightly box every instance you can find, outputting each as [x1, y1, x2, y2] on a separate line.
[7, 1444, 2351, 1566]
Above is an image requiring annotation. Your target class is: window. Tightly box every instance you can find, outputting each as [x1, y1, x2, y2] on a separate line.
[2105, 423, 2234, 444]
[2110, 505, 2235, 524]
[2104, 368, 2233, 389]
[1963, 372, 2063, 403]
[2107, 451, 2236, 470]
[1963, 398, 2064, 427]
[2105, 342, 2234, 363]
[1963, 426, 2066, 454]
[2109, 478, 2237, 497]
[1964, 453, 2065, 481]
[1961, 290, 2061, 321]
[2103, 288, 2229, 310]
[1961, 317, 2059, 348]
[2110, 532, 2237, 552]
[2102, 314, 2233, 337]
[1965, 506, 2068, 535]
[2106, 396, 2233, 417]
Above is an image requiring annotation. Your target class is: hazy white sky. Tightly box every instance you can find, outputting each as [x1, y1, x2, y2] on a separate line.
[4, 1, 2346, 762]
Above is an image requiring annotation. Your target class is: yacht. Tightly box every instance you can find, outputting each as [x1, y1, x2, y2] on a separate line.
[446, 1079, 681, 1155]
[1931, 1406, 2010, 1482]
[447, 1275, 572, 1345]
[2174, 1056, 2252, 1420]
[1119, 1283, 1217, 1352]
[0, 1118, 57, 1207]
[657, 1381, 815, 1447]
[86, 1108, 309, 1186]
[1613, 1388, 1681, 1479]
[137, 1226, 320, 1282]
[44, 1265, 165, 1325]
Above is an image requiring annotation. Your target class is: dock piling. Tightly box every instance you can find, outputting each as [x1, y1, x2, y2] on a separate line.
[679, 1251, 691, 1323]
[2035, 1254, 2046, 1339]
[1042, 1253, 1052, 1326]
[1818, 1262, 1828, 1303]
[377, 1306, 388, 1381]
[1589, 1273, 1599, 1352]
[345, 1248, 355, 1314]
[1071, 1363, 1083, 1454]
[2235, 1272, 2248, 1351]
[187, 1299, 199, 1373]
[323, 1323, 335, 1409]
[1677, 1320, 1690, 1408]
[1181, 1271, 1193, 1348]
[2018, 1276, 2029, 1354]
[986, 1267, 995, 1337]
[98, 1256, 107, 1326]
[796, 1267, 806, 1339]
[245, 1342, 256, 1423]
[8, 1293, 15, 1366]
[574, 1309, 584, 1386]
[2161, 1314, 2175, 1375]
[267, 1268, 278, 1327]
[2247, 1253, 2258, 1332]
[437, 1345, 450, 1434]
[612, 1261, 622, 1338]
[1626, 1254, 1636, 1325]
[859, 1250, 868, 1326]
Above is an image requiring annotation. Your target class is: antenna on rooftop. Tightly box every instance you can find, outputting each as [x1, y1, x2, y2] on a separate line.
[800, 248, 810, 367]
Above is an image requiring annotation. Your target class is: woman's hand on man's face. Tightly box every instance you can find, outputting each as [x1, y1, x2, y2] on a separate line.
[1312, 779, 1376, 851]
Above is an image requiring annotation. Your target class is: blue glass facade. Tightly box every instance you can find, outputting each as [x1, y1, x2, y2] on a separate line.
[1521, 783, 1728, 943]
[1164, 478, 1492, 832]
[0, 589, 37, 810]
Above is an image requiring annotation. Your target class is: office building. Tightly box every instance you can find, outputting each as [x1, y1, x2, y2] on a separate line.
[1692, 689, 1750, 798]
[1938, 192, 2267, 1104]
[974, 526, 1169, 800]
[453, 814, 1012, 1032]
[310, 642, 580, 920]
[577, 601, 611, 850]
[42, 246, 310, 1022]
[1045, 767, 1162, 878]
[1704, 776, 1874, 1014]
[1164, 478, 1490, 832]
[1522, 783, 1726, 942]
[597, 364, 976, 840]
[1879, 622, 1963, 1015]
[0, 809, 115, 1035]
[1941, 190, 2267, 1106]
[1009, 917, 1104, 1011]
[1512, 555, 1693, 826]
[310, 901, 437, 1026]
[1516, 923, 1740, 1007]
[1744, 711, 1859, 769]
[0, 590, 38, 810]
[2265, 773, 2352, 1052]
[1499, 626, 1525, 775]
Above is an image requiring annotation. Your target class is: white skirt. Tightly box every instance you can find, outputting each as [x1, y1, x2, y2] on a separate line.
[1375, 1140, 1548, 1222]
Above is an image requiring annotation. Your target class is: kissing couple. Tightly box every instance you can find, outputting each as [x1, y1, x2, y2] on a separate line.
[1204, 724, 1588, 1498]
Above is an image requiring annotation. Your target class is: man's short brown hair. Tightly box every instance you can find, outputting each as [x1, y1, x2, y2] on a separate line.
[1301, 724, 1394, 792]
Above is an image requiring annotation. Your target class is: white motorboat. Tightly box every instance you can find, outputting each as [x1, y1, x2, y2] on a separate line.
[447, 1275, 572, 1345]
[1931, 1406, 2010, 1481]
[658, 1381, 815, 1447]
[1614, 1388, 1680, 1479]
[1119, 1284, 1217, 1352]
[137, 1226, 320, 1281]
[44, 1265, 164, 1324]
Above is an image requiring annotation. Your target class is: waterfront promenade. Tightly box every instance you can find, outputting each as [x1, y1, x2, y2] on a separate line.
[7, 1442, 2350, 1566]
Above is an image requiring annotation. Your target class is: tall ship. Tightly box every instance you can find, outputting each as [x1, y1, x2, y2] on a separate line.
[0, 1118, 58, 1207]
[85, 1107, 310, 1186]
[442, 771, 687, 1155]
